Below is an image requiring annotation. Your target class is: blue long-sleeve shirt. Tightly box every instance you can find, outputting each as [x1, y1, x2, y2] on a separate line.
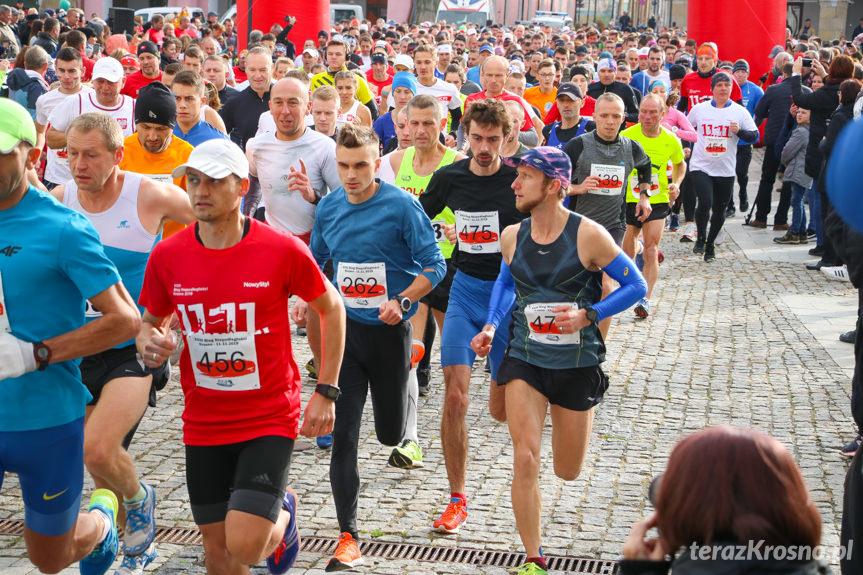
[738, 81, 764, 147]
[310, 180, 447, 325]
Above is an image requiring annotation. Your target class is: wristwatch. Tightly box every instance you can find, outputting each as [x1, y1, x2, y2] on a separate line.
[639, 188, 653, 198]
[33, 341, 51, 371]
[583, 307, 599, 326]
[395, 295, 411, 313]
[315, 383, 341, 401]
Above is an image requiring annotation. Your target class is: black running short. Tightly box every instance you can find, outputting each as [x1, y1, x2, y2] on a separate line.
[80, 344, 168, 408]
[185, 435, 294, 525]
[420, 259, 456, 312]
[626, 201, 670, 228]
[496, 355, 609, 411]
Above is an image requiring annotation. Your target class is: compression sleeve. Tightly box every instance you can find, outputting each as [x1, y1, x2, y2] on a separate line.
[592, 252, 647, 322]
[485, 258, 516, 329]
[737, 129, 760, 144]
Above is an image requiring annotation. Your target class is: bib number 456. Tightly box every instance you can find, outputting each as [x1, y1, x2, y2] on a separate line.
[196, 350, 256, 377]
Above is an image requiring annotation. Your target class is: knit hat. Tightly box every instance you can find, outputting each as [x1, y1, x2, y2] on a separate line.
[134, 82, 177, 128]
[711, 72, 733, 89]
[391, 71, 417, 95]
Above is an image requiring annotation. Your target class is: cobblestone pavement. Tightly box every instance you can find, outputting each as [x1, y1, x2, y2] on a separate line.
[1, 149, 858, 574]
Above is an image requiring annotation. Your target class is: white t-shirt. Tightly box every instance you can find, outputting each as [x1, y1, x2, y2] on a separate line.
[687, 99, 757, 178]
[36, 86, 94, 185]
[255, 110, 316, 138]
[245, 128, 341, 235]
[376, 150, 398, 185]
[387, 77, 463, 114]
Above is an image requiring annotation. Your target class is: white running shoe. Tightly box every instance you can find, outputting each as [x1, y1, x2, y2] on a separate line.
[715, 230, 726, 245]
[680, 222, 696, 242]
[822, 265, 850, 282]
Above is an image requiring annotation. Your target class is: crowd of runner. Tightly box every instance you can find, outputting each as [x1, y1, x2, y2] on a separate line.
[1, 5, 863, 575]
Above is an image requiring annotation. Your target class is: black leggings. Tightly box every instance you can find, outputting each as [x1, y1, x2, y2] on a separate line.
[691, 170, 736, 245]
[673, 159, 696, 220]
[331, 317, 411, 539]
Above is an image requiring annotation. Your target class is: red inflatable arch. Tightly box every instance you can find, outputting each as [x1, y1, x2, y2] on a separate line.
[687, 0, 787, 83]
[236, 0, 330, 53]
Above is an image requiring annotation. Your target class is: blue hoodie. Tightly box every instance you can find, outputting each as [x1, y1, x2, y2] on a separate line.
[6, 68, 47, 119]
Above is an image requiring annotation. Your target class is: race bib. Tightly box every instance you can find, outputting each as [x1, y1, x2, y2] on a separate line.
[337, 262, 388, 309]
[431, 219, 446, 243]
[704, 137, 728, 157]
[455, 210, 500, 254]
[186, 331, 260, 391]
[588, 164, 626, 196]
[0, 271, 10, 334]
[147, 174, 175, 185]
[629, 172, 660, 199]
[524, 302, 580, 346]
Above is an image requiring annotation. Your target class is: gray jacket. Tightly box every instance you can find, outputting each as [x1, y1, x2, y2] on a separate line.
[780, 123, 812, 189]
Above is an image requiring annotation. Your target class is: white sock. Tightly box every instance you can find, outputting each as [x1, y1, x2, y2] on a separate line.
[404, 368, 419, 443]
[94, 509, 111, 543]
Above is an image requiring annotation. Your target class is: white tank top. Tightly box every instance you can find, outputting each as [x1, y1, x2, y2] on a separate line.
[336, 100, 361, 128]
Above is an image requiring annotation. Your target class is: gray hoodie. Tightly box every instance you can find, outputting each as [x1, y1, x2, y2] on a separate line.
[780, 123, 812, 189]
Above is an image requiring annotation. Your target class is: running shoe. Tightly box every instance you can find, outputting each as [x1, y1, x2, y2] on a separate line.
[305, 358, 318, 380]
[667, 213, 679, 232]
[714, 230, 726, 245]
[679, 222, 696, 242]
[704, 243, 716, 262]
[123, 483, 156, 556]
[267, 489, 299, 575]
[634, 298, 650, 319]
[388, 439, 424, 469]
[113, 543, 156, 575]
[773, 231, 799, 244]
[822, 265, 850, 282]
[296, 326, 307, 337]
[807, 229, 817, 239]
[725, 204, 735, 218]
[325, 532, 363, 572]
[433, 497, 468, 534]
[692, 239, 705, 255]
[515, 562, 548, 575]
[417, 367, 431, 397]
[634, 238, 645, 270]
[317, 434, 333, 449]
[842, 435, 862, 458]
[739, 200, 749, 213]
[840, 330, 857, 344]
[80, 489, 119, 575]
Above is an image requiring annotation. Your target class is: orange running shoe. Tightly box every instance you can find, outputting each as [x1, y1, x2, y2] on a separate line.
[433, 497, 468, 534]
[325, 532, 364, 572]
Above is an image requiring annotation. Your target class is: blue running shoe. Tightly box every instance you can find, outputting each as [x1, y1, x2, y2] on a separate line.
[668, 213, 679, 232]
[267, 488, 300, 574]
[80, 489, 119, 575]
[317, 434, 333, 449]
[114, 543, 157, 575]
[635, 238, 645, 271]
[122, 483, 156, 556]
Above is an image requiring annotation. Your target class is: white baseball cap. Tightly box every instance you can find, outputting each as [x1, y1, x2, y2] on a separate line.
[303, 47, 319, 58]
[172, 139, 249, 180]
[92, 57, 124, 83]
[437, 44, 452, 54]
[465, 28, 477, 36]
[394, 54, 414, 69]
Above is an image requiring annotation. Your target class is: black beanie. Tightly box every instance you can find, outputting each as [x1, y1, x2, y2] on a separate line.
[669, 64, 687, 81]
[135, 82, 176, 128]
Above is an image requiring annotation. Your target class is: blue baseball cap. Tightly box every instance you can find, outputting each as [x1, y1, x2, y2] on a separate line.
[391, 71, 418, 95]
[504, 147, 572, 188]
[479, 44, 494, 54]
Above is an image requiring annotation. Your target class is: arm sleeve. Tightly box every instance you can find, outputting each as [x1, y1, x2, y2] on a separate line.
[591, 251, 647, 322]
[737, 129, 760, 144]
[668, 109, 698, 143]
[484, 258, 516, 329]
[449, 105, 462, 134]
[631, 141, 653, 185]
[419, 169, 449, 218]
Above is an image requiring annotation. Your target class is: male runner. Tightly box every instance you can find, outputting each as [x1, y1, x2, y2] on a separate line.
[50, 111, 194, 574]
[564, 93, 653, 340]
[121, 42, 162, 98]
[47, 57, 136, 151]
[541, 82, 594, 150]
[137, 137, 346, 575]
[173, 71, 228, 146]
[472, 147, 646, 575]
[420, 99, 526, 534]
[621, 94, 686, 318]
[377, 94, 467, 466]
[0, 98, 140, 575]
[311, 39, 379, 121]
[220, 46, 274, 150]
[34, 47, 92, 188]
[309, 125, 445, 571]
[310, 85, 340, 139]
[410, 43, 462, 140]
[118, 82, 194, 238]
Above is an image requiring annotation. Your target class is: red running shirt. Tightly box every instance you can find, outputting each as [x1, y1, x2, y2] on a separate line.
[680, 71, 743, 113]
[139, 219, 328, 446]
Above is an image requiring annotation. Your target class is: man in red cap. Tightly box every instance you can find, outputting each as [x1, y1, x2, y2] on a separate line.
[121, 41, 162, 98]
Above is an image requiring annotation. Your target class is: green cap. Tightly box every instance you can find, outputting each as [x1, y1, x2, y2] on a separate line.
[0, 99, 37, 154]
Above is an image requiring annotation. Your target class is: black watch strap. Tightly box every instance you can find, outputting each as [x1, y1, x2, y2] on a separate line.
[584, 307, 599, 326]
[314, 383, 341, 401]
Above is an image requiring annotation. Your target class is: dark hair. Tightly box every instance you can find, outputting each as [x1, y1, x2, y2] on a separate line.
[839, 78, 861, 105]
[55, 46, 82, 64]
[172, 70, 205, 96]
[656, 426, 822, 552]
[336, 123, 379, 150]
[164, 62, 184, 76]
[828, 54, 854, 81]
[462, 98, 513, 137]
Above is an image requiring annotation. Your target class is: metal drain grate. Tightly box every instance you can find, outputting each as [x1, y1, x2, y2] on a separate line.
[0, 520, 617, 574]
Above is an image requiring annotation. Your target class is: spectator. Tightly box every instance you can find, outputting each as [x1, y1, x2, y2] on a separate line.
[6, 44, 49, 118]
